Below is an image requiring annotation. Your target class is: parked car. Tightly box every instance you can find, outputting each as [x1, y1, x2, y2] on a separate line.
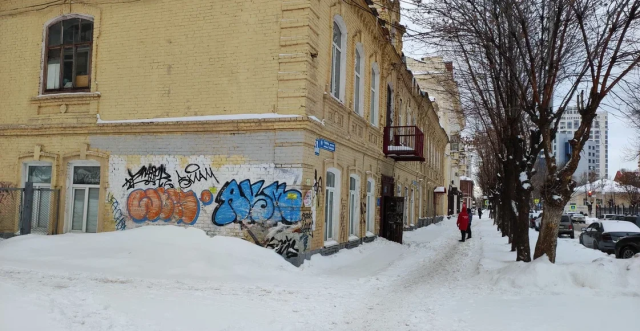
[570, 213, 586, 224]
[615, 234, 640, 259]
[623, 215, 640, 228]
[580, 221, 640, 254]
[558, 215, 575, 239]
[614, 215, 626, 221]
[602, 214, 618, 220]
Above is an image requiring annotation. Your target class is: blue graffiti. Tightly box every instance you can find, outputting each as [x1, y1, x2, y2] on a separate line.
[212, 179, 302, 226]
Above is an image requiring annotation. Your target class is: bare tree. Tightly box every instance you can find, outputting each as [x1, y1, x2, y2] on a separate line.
[408, 0, 640, 262]
[617, 169, 640, 207]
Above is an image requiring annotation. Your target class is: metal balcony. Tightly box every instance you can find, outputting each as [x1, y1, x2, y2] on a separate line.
[383, 126, 425, 162]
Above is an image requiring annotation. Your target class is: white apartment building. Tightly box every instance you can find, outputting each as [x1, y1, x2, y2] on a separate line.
[553, 109, 609, 179]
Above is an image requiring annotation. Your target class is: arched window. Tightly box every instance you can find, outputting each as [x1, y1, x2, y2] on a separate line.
[348, 175, 360, 237]
[353, 44, 365, 115]
[331, 16, 347, 102]
[324, 168, 341, 241]
[44, 17, 94, 92]
[370, 63, 380, 126]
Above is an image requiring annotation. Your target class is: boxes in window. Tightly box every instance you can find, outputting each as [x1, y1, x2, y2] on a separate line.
[76, 75, 89, 88]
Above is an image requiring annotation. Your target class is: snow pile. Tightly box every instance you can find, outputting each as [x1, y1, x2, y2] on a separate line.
[301, 239, 406, 278]
[475, 224, 640, 295]
[0, 226, 298, 283]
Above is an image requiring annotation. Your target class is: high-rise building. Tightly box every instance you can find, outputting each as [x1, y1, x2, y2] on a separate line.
[551, 109, 609, 179]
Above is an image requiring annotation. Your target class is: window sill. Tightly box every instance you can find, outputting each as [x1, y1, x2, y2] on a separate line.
[30, 92, 101, 104]
[348, 235, 360, 242]
[323, 240, 339, 247]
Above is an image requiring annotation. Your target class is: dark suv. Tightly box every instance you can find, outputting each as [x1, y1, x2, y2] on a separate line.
[558, 215, 575, 239]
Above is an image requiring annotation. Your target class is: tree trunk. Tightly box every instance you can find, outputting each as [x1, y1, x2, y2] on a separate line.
[533, 203, 563, 262]
[514, 192, 532, 261]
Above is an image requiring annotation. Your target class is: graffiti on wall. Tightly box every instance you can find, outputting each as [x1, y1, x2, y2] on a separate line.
[123, 164, 174, 189]
[126, 188, 200, 225]
[176, 164, 219, 189]
[212, 179, 302, 226]
[109, 156, 311, 259]
[107, 193, 127, 230]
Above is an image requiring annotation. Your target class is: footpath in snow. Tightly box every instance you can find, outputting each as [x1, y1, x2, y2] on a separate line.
[0, 217, 639, 331]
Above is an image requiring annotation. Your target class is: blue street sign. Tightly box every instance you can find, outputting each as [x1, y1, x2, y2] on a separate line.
[314, 140, 320, 156]
[316, 138, 335, 153]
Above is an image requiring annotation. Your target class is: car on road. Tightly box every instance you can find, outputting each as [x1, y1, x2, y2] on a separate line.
[569, 213, 586, 224]
[558, 215, 575, 239]
[580, 221, 640, 254]
[602, 214, 619, 220]
[615, 234, 640, 259]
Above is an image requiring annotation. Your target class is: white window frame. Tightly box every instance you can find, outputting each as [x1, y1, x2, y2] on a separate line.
[348, 174, 360, 238]
[370, 63, 380, 127]
[353, 43, 365, 116]
[410, 188, 415, 226]
[404, 187, 409, 226]
[324, 168, 341, 242]
[366, 178, 375, 234]
[330, 16, 348, 102]
[66, 160, 100, 233]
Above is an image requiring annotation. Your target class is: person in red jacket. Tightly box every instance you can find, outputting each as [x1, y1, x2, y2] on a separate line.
[457, 205, 470, 242]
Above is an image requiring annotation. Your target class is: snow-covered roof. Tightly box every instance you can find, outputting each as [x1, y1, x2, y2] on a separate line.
[434, 186, 446, 193]
[459, 176, 473, 181]
[574, 179, 627, 193]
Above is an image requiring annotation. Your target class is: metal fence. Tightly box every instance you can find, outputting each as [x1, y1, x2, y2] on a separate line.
[595, 205, 640, 219]
[0, 183, 60, 238]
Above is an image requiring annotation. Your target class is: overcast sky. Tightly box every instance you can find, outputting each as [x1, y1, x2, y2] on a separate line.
[399, 3, 639, 178]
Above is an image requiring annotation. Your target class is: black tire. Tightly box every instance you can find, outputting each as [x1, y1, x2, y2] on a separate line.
[570, 232, 575, 239]
[579, 235, 583, 245]
[620, 246, 637, 259]
[593, 240, 599, 250]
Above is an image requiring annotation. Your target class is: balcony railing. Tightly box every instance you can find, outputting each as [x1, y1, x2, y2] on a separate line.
[383, 126, 425, 162]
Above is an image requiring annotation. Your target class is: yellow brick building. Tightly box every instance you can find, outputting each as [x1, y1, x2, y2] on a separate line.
[0, 0, 447, 263]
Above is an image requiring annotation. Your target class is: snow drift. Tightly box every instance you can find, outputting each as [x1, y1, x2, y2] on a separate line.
[0, 226, 298, 282]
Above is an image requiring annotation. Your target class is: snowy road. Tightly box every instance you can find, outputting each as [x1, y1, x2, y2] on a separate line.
[1, 218, 639, 331]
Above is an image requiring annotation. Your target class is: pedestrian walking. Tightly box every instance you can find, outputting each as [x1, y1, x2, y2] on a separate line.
[457, 205, 469, 242]
[478, 207, 483, 219]
[467, 208, 473, 239]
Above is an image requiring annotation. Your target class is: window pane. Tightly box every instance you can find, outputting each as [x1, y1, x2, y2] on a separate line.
[75, 45, 90, 88]
[73, 166, 100, 185]
[63, 18, 80, 45]
[80, 20, 93, 42]
[48, 22, 62, 46]
[35, 190, 51, 228]
[28, 166, 52, 184]
[63, 47, 74, 88]
[326, 172, 335, 187]
[72, 189, 85, 231]
[350, 177, 356, 190]
[367, 181, 372, 192]
[355, 75, 361, 112]
[46, 50, 61, 90]
[86, 188, 99, 233]
[333, 22, 341, 46]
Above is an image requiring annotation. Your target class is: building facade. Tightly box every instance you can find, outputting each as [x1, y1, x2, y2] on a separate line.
[406, 57, 468, 214]
[0, 0, 447, 262]
[553, 110, 609, 179]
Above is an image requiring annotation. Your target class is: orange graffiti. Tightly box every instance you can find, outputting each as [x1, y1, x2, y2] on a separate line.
[127, 188, 200, 225]
[200, 190, 213, 205]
